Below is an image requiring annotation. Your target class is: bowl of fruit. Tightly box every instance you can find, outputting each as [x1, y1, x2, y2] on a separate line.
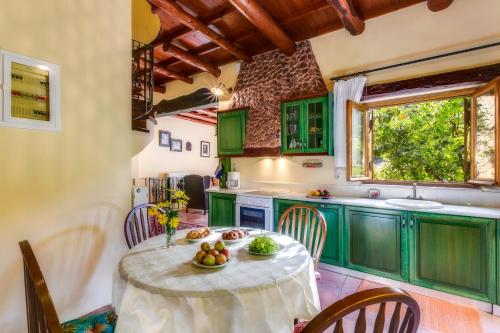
[192, 241, 231, 269]
[221, 228, 249, 244]
[246, 236, 280, 256]
[186, 227, 212, 242]
[307, 189, 335, 199]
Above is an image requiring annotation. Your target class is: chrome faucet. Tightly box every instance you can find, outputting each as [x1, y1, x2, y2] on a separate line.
[407, 183, 424, 200]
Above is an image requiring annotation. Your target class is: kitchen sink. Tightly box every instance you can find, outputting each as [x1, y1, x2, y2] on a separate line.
[385, 198, 443, 210]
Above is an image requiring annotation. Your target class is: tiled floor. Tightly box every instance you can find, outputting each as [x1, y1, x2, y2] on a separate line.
[180, 210, 500, 332]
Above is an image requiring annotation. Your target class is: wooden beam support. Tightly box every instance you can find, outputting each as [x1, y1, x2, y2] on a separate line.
[154, 85, 166, 93]
[192, 109, 217, 117]
[228, 0, 296, 56]
[149, 0, 252, 62]
[326, 0, 365, 36]
[154, 66, 193, 84]
[180, 112, 217, 123]
[427, 0, 454, 12]
[162, 42, 221, 77]
[175, 114, 216, 126]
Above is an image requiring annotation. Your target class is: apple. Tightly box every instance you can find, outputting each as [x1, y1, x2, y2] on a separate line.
[215, 254, 227, 265]
[214, 240, 225, 251]
[202, 254, 216, 266]
[200, 242, 211, 251]
[208, 249, 219, 257]
[220, 248, 230, 258]
[195, 250, 206, 263]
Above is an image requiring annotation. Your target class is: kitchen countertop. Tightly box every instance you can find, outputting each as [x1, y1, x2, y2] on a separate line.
[205, 187, 500, 219]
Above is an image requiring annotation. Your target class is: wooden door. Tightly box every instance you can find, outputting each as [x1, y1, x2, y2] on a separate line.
[344, 206, 408, 282]
[208, 193, 236, 227]
[409, 212, 496, 302]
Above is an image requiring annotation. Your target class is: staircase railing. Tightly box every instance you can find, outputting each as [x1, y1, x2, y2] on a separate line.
[132, 40, 154, 129]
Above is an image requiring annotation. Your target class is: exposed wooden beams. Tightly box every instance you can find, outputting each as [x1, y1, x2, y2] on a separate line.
[154, 85, 166, 93]
[228, 0, 296, 56]
[162, 42, 221, 77]
[192, 109, 217, 117]
[149, 0, 252, 62]
[427, 0, 454, 12]
[175, 114, 216, 126]
[177, 112, 216, 123]
[154, 66, 193, 84]
[326, 0, 365, 36]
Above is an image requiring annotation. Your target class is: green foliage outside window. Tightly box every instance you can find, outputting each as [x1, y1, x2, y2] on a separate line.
[372, 97, 469, 182]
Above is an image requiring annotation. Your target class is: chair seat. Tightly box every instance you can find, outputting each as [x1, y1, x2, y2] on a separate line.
[61, 310, 117, 333]
[293, 320, 309, 333]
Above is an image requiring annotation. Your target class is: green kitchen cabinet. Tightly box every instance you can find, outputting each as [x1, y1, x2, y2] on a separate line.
[208, 192, 236, 227]
[217, 109, 247, 156]
[274, 199, 343, 266]
[281, 96, 329, 155]
[344, 206, 408, 282]
[409, 212, 496, 303]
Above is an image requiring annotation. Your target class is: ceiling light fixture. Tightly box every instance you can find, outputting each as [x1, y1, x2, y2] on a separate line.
[210, 83, 230, 97]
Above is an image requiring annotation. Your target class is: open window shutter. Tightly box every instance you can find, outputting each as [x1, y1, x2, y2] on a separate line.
[469, 78, 499, 185]
[346, 100, 372, 180]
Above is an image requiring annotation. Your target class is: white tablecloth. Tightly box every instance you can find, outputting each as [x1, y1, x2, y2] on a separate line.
[113, 228, 321, 333]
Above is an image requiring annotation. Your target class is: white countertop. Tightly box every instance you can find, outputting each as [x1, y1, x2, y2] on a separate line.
[206, 187, 500, 219]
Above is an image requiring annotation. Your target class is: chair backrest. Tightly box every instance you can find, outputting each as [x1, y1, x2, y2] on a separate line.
[277, 204, 327, 269]
[124, 203, 165, 248]
[183, 175, 205, 210]
[301, 287, 420, 333]
[19, 240, 63, 333]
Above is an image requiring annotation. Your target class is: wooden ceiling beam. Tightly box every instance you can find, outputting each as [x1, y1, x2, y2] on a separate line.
[427, 0, 454, 12]
[154, 84, 166, 93]
[162, 42, 221, 77]
[154, 66, 193, 84]
[192, 109, 217, 117]
[180, 112, 217, 123]
[326, 0, 365, 36]
[149, 0, 252, 62]
[228, 0, 296, 56]
[175, 114, 216, 126]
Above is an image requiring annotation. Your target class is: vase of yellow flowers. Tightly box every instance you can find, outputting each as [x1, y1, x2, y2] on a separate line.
[148, 190, 189, 248]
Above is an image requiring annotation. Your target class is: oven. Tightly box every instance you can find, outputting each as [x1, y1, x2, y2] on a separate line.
[235, 193, 274, 231]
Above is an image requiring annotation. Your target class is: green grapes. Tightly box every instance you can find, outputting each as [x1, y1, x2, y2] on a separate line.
[248, 236, 279, 254]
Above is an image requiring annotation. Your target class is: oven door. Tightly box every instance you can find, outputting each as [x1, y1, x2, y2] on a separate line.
[236, 204, 273, 231]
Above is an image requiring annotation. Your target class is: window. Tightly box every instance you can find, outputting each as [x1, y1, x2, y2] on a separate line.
[347, 78, 500, 185]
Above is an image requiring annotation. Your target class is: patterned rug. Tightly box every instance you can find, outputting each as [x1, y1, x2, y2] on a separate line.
[357, 280, 482, 333]
[177, 222, 205, 231]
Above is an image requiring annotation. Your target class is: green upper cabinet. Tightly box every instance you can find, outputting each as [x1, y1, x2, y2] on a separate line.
[281, 96, 329, 155]
[217, 109, 247, 156]
[344, 206, 408, 282]
[274, 199, 343, 266]
[409, 212, 496, 303]
[208, 192, 236, 227]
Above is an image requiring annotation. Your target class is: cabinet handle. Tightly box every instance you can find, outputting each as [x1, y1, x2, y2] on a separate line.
[402, 217, 406, 228]
[410, 218, 414, 229]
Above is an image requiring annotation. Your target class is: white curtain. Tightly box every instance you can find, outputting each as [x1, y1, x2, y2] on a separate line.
[333, 76, 367, 168]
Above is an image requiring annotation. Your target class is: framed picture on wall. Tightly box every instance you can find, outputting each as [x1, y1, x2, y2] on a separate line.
[186, 141, 192, 151]
[170, 139, 182, 152]
[159, 130, 171, 147]
[201, 141, 210, 157]
[0, 50, 61, 131]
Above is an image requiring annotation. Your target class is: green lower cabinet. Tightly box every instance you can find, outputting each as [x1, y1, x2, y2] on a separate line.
[273, 199, 343, 266]
[409, 212, 496, 303]
[208, 193, 236, 227]
[344, 206, 408, 282]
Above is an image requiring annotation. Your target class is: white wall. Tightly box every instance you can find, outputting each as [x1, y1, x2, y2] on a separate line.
[133, 116, 218, 178]
[0, 0, 131, 331]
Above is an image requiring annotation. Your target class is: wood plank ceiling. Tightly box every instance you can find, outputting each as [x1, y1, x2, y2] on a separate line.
[146, 0, 454, 123]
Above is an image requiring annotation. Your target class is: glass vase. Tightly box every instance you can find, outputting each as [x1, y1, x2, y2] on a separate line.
[165, 227, 177, 248]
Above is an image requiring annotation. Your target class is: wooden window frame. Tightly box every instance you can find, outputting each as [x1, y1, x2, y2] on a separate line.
[469, 78, 500, 185]
[346, 87, 497, 187]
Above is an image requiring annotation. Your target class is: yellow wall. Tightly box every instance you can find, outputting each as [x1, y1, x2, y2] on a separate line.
[0, 0, 131, 330]
[132, 0, 160, 43]
[132, 116, 218, 178]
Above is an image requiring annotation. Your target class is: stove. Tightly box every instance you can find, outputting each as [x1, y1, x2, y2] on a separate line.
[235, 191, 285, 231]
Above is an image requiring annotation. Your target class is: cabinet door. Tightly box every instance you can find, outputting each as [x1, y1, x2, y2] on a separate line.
[274, 199, 343, 266]
[208, 193, 236, 227]
[217, 110, 247, 156]
[281, 101, 304, 154]
[304, 96, 328, 153]
[409, 212, 495, 303]
[344, 206, 408, 282]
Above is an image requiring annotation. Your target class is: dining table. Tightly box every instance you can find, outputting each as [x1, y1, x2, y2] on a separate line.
[112, 227, 321, 333]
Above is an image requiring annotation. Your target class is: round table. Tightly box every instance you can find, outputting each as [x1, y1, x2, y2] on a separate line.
[113, 228, 321, 333]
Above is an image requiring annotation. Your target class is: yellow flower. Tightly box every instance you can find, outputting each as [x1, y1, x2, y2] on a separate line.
[169, 217, 180, 229]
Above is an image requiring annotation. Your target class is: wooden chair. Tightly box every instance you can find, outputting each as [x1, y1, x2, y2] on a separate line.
[277, 204, 327, 270]
[295, 287, 420, 333]
[19, 240, 117, 333]
[124, 203, 165, 248]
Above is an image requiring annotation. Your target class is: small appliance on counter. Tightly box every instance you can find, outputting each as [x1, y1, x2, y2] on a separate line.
[227, 172, 241, 189]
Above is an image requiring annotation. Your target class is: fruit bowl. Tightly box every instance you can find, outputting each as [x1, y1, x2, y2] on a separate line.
[192, 241, 231, 269]
[246, 236, 281, 256]
[307, 189, 335, 199]
[192, 257, 232, 269]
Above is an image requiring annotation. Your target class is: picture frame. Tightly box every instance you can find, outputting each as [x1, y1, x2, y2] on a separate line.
[159, 130, 171, 147]
[0, 50, 61, 131]
[186, 141, 192, 151]
[201, 141, 210, 157]
[170, 139, 182, 152]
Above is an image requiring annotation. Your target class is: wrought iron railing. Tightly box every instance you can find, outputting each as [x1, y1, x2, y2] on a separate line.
[132, 40, 154, 122]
